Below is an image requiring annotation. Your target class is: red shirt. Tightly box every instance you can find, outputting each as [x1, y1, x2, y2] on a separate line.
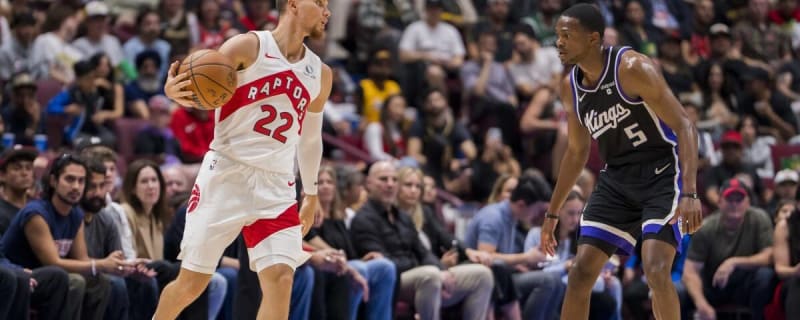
[170, 108, 215, 163]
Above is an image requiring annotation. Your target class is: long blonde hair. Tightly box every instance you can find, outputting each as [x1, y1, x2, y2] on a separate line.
[319, 165, 345, 220]
[397, 166, 425, 231]
[488, 174, 516, 204]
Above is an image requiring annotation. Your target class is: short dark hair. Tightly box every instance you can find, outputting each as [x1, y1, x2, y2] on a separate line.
[42, 153, 88, 201]
[135, 6, 159, 27]
[84, 158, 107, 176]
[561, 3, 606, 38]
[512, 24, 537, 40]
[510, 173, 552, 205]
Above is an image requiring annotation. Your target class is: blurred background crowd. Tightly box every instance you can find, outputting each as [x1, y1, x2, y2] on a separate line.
[0, 0, 799, 319]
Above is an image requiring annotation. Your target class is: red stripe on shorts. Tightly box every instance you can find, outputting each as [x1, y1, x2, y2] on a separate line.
[241, 204, 300, 248]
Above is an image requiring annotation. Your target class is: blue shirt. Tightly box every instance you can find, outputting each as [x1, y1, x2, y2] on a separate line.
[624, 235, 692, 283]
[0, 200, 83, 269]
[464, 201, 524, 254]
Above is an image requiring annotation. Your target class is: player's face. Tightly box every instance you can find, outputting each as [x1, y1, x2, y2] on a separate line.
[297, 0, 330, 40]
[135, 166, 161, 208]
[397, 172, 422, 208]
[317, 171, 336, 205]
[555, 16, 597, 65]
[53, 164, 86, 206]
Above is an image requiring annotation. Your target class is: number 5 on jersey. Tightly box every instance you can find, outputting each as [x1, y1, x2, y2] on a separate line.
[254, 104, 293, 143]
[624, 123, 647, 147]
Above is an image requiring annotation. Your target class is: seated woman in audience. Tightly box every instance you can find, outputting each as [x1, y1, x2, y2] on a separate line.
[774, 199, 796, 225]
[487, 174, 518, 205]
[89, 53, 125, 126]
[396, 166, 516, 319]
[774, 206, 800, 316]
[121, 159, 226, 319]
[524, 186, 620, 320]
[308, 165, 396, 320]
[363, 94, 411, 161]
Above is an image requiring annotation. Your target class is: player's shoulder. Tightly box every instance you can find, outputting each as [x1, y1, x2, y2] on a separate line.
[617, 48, 658, 77]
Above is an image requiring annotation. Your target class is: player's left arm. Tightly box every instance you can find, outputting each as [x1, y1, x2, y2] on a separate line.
[297, 64, 332, 197]
[618, 51, 701, 231]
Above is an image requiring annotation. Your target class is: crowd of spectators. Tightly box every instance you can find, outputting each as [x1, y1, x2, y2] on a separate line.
[0, 0, 799, 319]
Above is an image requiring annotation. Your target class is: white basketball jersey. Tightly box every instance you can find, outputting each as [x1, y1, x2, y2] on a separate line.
[210, 31, 322, 174]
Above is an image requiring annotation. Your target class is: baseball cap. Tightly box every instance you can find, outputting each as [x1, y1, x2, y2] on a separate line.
[10, 72, 36, 91]
[720, 130, 743, 146]
[720, 178, 750, 198]
[85, 1, 109, 17]
[0, 145, 38, 170]
[709, 23, 732, 38]
[775, 169, 799, 185]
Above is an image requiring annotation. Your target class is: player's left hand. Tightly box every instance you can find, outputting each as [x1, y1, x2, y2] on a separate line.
[299, 195, 319, 236]
[673, 197, 702, 234]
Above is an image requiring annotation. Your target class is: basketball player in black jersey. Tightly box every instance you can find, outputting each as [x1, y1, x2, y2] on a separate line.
[540, 4, 702, 320]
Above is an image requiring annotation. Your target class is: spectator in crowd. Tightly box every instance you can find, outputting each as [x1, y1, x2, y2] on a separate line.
[469, 0, 514, 62]
[776, 44, 800, 102]
[704, 130, 766, 208]
[768, 0, 800, 48]
[309, 165, 396, 320]
[238, 0, 278, 31]
[739, 115, 776, 179]
[508, 25, 562, 100]
[618, 0, 663, 57]
[407, 88, 477, 195]
[161, 165, 189, 201]
[684, 178, 776, 320]
[464, 173, 565, 320]
[774, 199, 796, 224]
[0, 250, 70, 320]
[768, 169, 799, 219]
[739, 66, 797, 142]
[29, 5, 82, 84]
[685, 0, 716, 64]
[160, 0, 196, 59]
[461, 30, 519, 153]
[521, 0, 562, 47]
[702, 23, 750, 92]
[0, 12, 37, 82]
[469, 128, 521, 201]
[0, 154, 123, 320]
[89, 53, 125, 126]
[697, 61, 739, 134]
[336, 165, 366, 228]
[80, 158, 159, 320]
[0, 146, 36, 235]
[657, 32, 696, 98]
[133, 95, 182, 165]
[2, 72, 44, 146]
[356, 48, 402, 125]
[518, 85, 567, 180]
[169, 103, 214, 164]
[363, 94, 410, 161]
[351, 161, 494, 320]
[72, 2, 125, 68]
[47, 60, 116, 147]
[734, 0, 793, 69]
[524, 187, 619, 320]
[122, 8, 171, 81]
[773, 204, 800, 316]
[683, 103, 719, 170]
[487, 174, 517, 204]
[193, 0, 239, 51]
[124, 50, 166, 119]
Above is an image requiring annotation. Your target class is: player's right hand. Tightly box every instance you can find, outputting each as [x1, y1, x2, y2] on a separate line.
[164, 61, 198, 108]
[540, 217, 559, 257]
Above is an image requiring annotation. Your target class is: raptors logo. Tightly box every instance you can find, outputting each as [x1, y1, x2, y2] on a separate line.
[187, 184, 201, 213]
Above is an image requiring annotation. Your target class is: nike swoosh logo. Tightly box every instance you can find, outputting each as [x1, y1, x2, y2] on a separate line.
[579, 93, 586, 102]
[655, 163, 671, 175]
[265, 53, 279, 59]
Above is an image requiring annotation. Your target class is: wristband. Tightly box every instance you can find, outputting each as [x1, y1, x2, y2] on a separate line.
[680, 192, 699, 199]
[545, 213, 559, 220]
[91, 259, 97, 276]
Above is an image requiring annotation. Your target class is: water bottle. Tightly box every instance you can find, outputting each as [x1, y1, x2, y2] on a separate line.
[2, 133, 15, 149]
[34, 134, 47, 152]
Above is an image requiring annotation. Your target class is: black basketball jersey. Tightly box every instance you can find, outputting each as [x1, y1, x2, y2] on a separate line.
[569, 46, 677, 166]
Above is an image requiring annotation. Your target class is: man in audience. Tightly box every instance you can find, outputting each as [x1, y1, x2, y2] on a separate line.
[3, 72, 44, 146]
[0, 250, 70, 319]
[464, 173, 565, 320]
[0, 12, 37, 83]
[766, 169, 799, 216]
[81, 158, 159, 320]
[704, 130, 766, 208]
[170, 105, 215, 164]
[72, 2, 125, 68]
[124, 50, 165, 119]
[0, 154, 122, 320]
[0, 145, 37, 235]
[683, 178, 776, 320]
[122, 8, 170, 80]
[351, 160, 494, 320]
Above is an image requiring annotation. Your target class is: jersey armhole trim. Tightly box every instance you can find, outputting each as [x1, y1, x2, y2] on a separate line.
[569, 67, 583, 127]
[614, 46, 645, 105]
[239, 31, 263, 73]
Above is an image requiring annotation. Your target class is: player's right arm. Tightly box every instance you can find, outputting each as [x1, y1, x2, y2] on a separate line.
[164, 33, 260, 108]
[540, 75, 592, 256]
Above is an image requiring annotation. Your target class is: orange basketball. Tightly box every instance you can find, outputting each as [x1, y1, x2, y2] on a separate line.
[178, 49, 238, 109]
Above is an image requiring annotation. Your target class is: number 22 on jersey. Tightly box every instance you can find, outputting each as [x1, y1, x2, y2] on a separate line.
[253, 104, 293, 144]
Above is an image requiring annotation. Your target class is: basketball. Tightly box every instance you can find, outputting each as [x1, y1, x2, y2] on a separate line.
[178, 49, 238, 109]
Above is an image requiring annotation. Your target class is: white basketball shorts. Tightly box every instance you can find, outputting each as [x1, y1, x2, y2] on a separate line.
[177, 150, 311, 274]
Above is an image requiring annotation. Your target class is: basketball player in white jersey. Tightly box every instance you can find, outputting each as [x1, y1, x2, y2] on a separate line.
[155, 0, 331, 319]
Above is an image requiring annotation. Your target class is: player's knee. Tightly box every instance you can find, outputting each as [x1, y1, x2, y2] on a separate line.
[172, 271, 214, 298]
[642, 258, 672, 290]
[568, 259, 601, 287]
[259, 264, 295, 289]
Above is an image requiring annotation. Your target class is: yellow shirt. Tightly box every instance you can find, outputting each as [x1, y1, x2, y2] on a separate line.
[360, 79, 401, 124]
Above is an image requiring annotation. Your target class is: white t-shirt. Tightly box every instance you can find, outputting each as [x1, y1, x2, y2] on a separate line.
[508, 46, 563, 90]
[399, 21, 465, 61]
[73, 34, 125, 66]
